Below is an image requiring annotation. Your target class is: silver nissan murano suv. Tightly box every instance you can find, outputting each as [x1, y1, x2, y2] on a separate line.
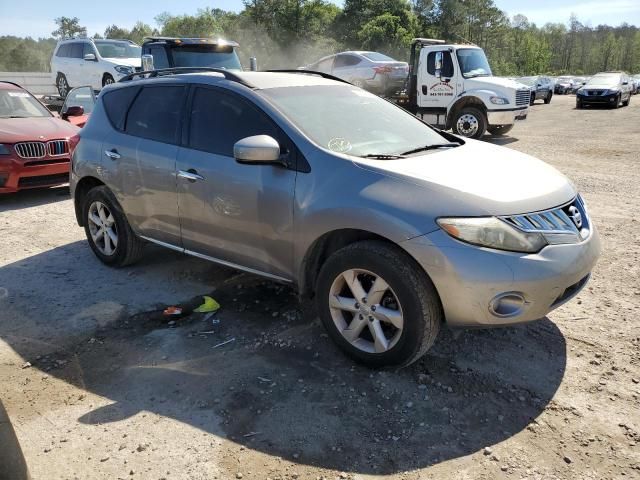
[70, 69, 601, 367]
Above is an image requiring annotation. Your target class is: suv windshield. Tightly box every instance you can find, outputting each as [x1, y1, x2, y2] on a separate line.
[171, 45, 242, 70]
[260, 85, 447, 157]
[0, 90, 51, 118]
[95, 41, 141, 59]
[456, 48, 492, 78]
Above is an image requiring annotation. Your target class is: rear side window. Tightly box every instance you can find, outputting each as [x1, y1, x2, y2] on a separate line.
[125, 86, 185, 144]
[102, 86, 140, 131]
[56, 44, 70, 57]
[188, 87, 279, 157]
[334, 55, 360, 68]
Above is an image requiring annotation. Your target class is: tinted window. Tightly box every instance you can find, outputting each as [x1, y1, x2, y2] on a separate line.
[171, 45, 241, 70]
[334, 55, 360, 68]
[426, 51, 453, 77]
[125, 86, 184, 143]
[188, 87, 279, 157]
[56, 44, 70, 57]
[102, 86, 140, 130]
[149, 46, 169, 69]
[82, 43, 96, 58]
[69, 43, 84, 59]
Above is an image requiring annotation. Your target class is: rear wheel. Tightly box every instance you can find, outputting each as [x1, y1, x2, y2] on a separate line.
[83, 186, 144, 267]
[487, 124, 514, 136]
[452, 107, 487, 139]
[316, 241, 442, 367]
[56, 73, 69, 98]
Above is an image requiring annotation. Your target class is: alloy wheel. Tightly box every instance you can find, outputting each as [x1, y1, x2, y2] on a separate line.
[328, 268, 403, 354]
[87, 201, 118, 256]
[456, 113, 479, 137]
[57, 76, 68, 97]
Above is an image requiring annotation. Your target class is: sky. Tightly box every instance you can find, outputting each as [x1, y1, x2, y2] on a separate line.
[0, 0, 639, 38]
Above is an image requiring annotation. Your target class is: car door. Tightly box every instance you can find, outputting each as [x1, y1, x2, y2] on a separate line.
[176, 86, 296, 279]
[417, 49, 457, 108]
[82, 42, 100, 90]
[101, 84, 185, 245]
[332, 54, 361, 82]
[67, 42, 84, 86]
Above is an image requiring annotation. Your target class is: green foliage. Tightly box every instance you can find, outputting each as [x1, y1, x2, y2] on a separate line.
[1, 1, 639, 75]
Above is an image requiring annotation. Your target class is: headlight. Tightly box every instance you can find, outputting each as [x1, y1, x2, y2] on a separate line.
[576, 89, 584, 95]
[606, 88, 620, 94]
[437, 217, 547, 253]
[490, 96, 509, 105]
[0, 144, 10, 155]
[114, 65, 134, 75]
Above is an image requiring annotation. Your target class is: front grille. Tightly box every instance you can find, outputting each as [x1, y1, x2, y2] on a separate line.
[48, 140, 69, 156]
[24, 159, 70, 167]
[15, 142, 46, 159]
[515, 88, 530, 106]
[17, 173, 69, 188]
[502, 196, 590, 244]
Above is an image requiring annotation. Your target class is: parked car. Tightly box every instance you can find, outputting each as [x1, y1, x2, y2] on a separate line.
[51, 38, 141, 97]
[554, 76, 578, 94]
[0, 81, 79, 193]
[516, 75, 553, 104]
[632, 74, 640, 94]
[576, 71, 633, 108]
[71, 69, 600, 367]
[60, 86, 96, 127]
[301, 51, 409, 96]
[141, 37, 242, 71]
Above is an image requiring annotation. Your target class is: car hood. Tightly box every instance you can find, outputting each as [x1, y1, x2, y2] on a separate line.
[465, 76, 524, 92]
[0, 117, 79, 143]
[102, 57, 141, 68]
[352, 139, 576, 216]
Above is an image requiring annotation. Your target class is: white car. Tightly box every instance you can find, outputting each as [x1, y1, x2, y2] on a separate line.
[50, 39, 141, 97]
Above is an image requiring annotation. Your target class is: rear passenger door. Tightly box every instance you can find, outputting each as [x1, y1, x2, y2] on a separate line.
[176, 86, 296, 279]
[67, 42, 84, 86]
[101, 84, 185, 246]
[331, 54, 362, 82]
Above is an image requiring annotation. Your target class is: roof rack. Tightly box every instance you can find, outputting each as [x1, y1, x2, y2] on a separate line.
[266, 69, 352, 85]
[119, 67, 254, 88]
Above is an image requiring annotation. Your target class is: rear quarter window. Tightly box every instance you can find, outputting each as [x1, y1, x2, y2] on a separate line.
[102, 86, 140, 131]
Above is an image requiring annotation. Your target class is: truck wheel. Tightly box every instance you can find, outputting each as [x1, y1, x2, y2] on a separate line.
[452, 107, 487, 139]
[56, 73, 70, 98]
[487, 124, 514, 136]
[316, 240, 442, 367]
[83, 186, 144, 267]
[529, 92, 536, 105]
[544, 92, 552, 104]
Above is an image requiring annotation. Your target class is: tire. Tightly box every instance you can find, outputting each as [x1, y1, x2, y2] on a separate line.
[544, 92, 552, 104]
[82, 186, 144, 267]
[102, 74, 115, 88]
[576, 100, 583, 109]
[487, 124, 514, 136]
[529, 92, 535, 106]
[613, 94, 621, 109]
[623, 94, 630, 107]
[315, 240, 442, 367]
[452, 107, 487, 139]
[56, 73, 70, 98]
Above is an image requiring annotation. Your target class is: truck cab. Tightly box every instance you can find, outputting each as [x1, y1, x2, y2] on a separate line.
[405, 39, 530, 138]
[141, 37, 243, 71]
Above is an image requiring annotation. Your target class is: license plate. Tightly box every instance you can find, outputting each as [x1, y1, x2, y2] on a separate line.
[516, 111, 528, 120]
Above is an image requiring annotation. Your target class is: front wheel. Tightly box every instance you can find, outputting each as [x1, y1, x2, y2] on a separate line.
[452, 107, 487, 139]
[316, 241, 442, 367]
[544, 92, 552, 104]
[487, 124, 514, 136]
[56, 73, 69, 98]
[83, 186, 144, 267]
[102, 74, 115, 88]
[623, 94, 630, 107]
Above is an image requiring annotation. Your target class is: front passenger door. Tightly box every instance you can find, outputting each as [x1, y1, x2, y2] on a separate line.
[176, 87, 296, 279]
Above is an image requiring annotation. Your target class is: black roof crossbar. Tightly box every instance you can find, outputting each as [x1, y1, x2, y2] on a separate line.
[265, 69, 352, 85]
[119, 67, 254, 88]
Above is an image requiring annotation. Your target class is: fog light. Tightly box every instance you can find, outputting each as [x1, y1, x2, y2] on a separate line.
[489, 292, 526, 318]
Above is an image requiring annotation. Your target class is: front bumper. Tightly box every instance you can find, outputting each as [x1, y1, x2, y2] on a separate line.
[401, 225, 601, 328]
[577, 92, 618, 105]
[487, 107, 528, 125]
[0, 154, 70, 194]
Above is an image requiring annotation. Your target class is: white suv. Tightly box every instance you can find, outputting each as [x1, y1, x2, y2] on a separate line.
[50, 39, 142, 97]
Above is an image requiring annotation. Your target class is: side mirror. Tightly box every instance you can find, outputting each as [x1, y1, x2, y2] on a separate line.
[83, 53, 96, 61]
[622, 80, 629, 85]
[62, 105, 84, 120]
[234, 135, 283, 165]
[141, 54, 154, 72]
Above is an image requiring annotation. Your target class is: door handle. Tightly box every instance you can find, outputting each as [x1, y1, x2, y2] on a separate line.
[421, 85, 428, 95]
[177, 169, 205, 182]
[104, 149, 121, 160]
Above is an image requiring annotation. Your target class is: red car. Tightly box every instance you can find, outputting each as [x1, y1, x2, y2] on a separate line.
[0, 81, 79, 194]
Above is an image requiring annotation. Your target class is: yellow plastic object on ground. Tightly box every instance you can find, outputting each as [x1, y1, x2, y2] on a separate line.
[194, 296, 221, 313]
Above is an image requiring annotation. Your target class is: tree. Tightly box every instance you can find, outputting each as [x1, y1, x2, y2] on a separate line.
[52, 17, 87, 39]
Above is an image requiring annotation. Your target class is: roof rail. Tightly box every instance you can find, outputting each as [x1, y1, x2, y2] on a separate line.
[266, 69, 352, 85]
[119, 67, 254, 88]
[142, 36, 239, 47]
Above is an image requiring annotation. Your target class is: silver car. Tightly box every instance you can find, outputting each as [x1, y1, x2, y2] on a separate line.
[71, 70, 600, 367]
[301, 51, 409, 95]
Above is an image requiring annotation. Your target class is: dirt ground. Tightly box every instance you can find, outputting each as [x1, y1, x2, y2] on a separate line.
[1, 94, 639, 480]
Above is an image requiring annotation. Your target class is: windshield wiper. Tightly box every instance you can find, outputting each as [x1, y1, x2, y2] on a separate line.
[360, 153, 406, 159]
[401, 143, 460, 155]
[465, 73, 490, 78]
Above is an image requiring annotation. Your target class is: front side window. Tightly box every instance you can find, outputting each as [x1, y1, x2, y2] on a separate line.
[260, 85, 448, 157]
[456, 48, 492, 78]
[0, 89, 51, 118]
[125, 86, 184, 143]
[63, 87, 95, 114]
[427, 51, 454, 77]
[69, 43, 84, 59]
[188, 87, 279, 157]
[82, 43, 96, 58]
[95, 41, 141, 59]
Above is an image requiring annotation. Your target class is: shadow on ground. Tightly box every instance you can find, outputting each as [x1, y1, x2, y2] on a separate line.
[0, 244, 567, 475]
[0, 186, 70, 213]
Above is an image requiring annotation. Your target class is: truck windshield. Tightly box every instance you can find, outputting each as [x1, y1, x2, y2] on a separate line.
[95, 41, 141, 59]
[261, 85, 447, 157]
[456, 48, 492, 78]
[171, 45, 242, 70]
